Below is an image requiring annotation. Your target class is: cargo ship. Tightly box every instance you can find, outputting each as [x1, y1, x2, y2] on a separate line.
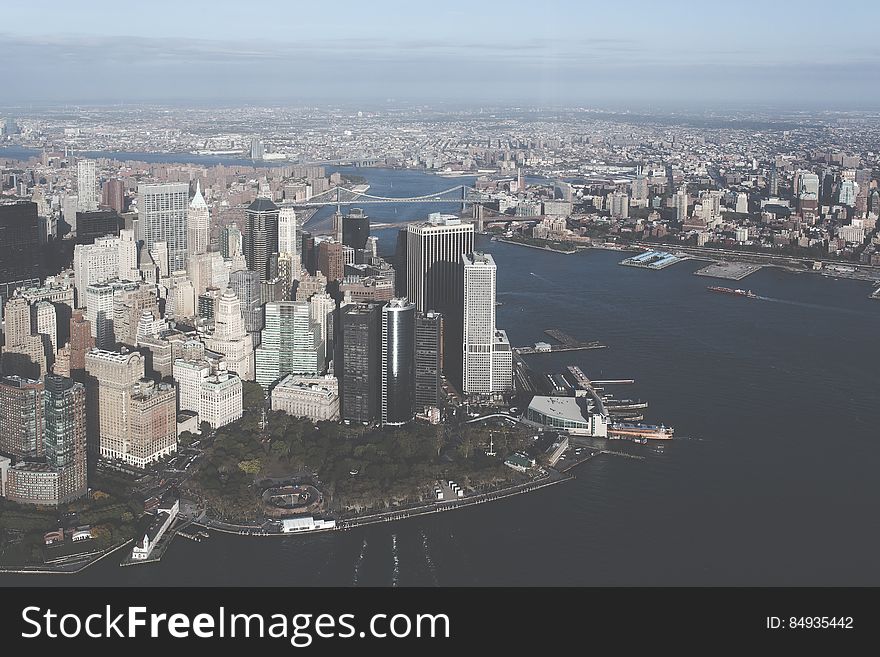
[608, 423, 674, 441]
[707, 286, 757, 298]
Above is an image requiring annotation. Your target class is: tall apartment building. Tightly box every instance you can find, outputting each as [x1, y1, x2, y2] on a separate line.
[0, 375, 45, 458]
[1, 296, 46, 379]
[76, 160, 98, 212]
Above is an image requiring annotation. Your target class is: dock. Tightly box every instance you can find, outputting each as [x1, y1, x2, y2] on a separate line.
[619, 250, 684, 270]
[514, 329, 606, 355]
[694, 261, 763, 280]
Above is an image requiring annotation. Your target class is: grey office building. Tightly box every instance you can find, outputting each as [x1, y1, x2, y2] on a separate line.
[414, 310, 443, 410]
[341, 302, 381, 423]
[381, 298, 416, 426]
[137, 183, 189, 273]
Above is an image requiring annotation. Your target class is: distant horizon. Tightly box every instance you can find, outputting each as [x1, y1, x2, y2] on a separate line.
[3, 0, 880, 106]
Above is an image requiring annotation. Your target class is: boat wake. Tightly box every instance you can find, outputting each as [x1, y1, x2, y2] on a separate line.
[420, 530, 439, 586]
[391, 534, 400, 587]
[352, 537, 368, 586]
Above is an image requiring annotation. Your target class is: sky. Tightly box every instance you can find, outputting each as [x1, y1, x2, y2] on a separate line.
[2, 0, 879, 107]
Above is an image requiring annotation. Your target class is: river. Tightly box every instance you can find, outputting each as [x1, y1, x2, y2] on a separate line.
[2, 163, 879, 586]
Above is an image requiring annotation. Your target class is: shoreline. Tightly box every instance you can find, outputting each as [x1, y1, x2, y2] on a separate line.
[0, 539, 132, 576]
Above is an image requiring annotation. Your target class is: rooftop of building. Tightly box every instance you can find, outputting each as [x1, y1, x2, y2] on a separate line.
[247, 197, 279, 213]
[527, 395, 590, 424]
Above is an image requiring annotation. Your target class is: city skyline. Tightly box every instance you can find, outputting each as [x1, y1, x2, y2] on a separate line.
[3, 0, 880, 106]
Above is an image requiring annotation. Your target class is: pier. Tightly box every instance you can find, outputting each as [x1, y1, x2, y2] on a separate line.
[514, 329, 606, 355]
[619, 250, 684, 270]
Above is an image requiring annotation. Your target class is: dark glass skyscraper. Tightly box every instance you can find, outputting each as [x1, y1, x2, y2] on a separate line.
[0, 200, 40, 293]
[301, 231, 317, 276]
[381, 298, 416, 426]
[43, 374, 88, 503]
[414, 310, 443, 410]
[342, 208, 370, 252]
[244, 197, 279, 282]
[341, 302, 381, 423]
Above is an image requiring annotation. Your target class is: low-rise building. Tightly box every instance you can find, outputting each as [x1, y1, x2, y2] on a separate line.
[271, 374, 340, 422]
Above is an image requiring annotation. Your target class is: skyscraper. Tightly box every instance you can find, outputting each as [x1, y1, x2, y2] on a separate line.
[244, 197, 279, 282]
[43, 374, 88, 503]
[414, 310, 443, 410]
[317, 239, 344, 282]
[674, 187, 689, 222]
[1, 296, 46, 379]
[255, 301, 324, 389]
[33, 300, 57, 365]
[340, 302, 381, 423]
[138, 183, 189, 273]
[84, 348, 145, 460]
[229, 269, 264, 338]
[278, 207, 298, 259]
[0, 375, 44, 458]
[221, 224, 242, 259]
[406, 214, 474, 385]
[0, 200, 40, 292]
[343, 208, 370, 252]
[462, 252, 512, 395]
[381, 298, 416, 426]
[72, 230, 139, 307]
[101, 178, 125, 214]
[68, 309, 94, 374]
[301, 231, 317, 276]
[203, 289, 255, 381]
[250, 137, 265, 160]
[406, 215, 474, 314]
[84, 282, 116, 349]
[187, 180, 210, 257]
[76, 160, 98, 212]
[609, 191, 630, 218]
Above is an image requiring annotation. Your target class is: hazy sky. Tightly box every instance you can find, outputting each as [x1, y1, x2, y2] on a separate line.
[3, 0, 879, 107]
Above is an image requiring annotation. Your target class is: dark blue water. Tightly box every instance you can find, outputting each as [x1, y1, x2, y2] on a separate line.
[3, 166, 879, 586]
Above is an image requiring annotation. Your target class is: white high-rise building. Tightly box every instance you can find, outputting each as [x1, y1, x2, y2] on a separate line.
[462, 253, 512, 396]
[609, 192, 630, 218]
[72, 230, 139, 307]
[84, 283, 116, 349]
[203, 289, 254, 381]
[187, 180, 210, 257]
[463, 252, 496, 394]
[33, 301, 58, 359]
[173, 359, 211, 413]
[279, 207, 298, 257]
[76, 160, 98, 212]
[138, 183, 189, 273]
[735, 192, 749, 214]
[199, 370, 243, 429]
[674, 187, 688, 222]
[309, 292, 335, 368]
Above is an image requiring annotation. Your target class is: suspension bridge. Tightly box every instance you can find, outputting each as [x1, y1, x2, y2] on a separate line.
[282, 184, 489, 209]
